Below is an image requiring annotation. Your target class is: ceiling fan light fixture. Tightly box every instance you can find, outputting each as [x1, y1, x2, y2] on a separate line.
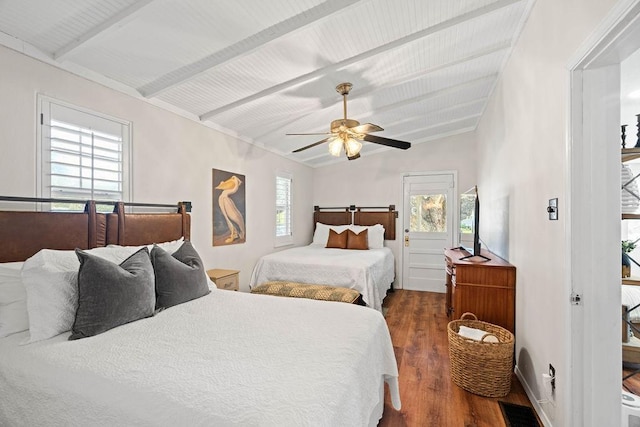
[344, 137, 362, 157]
[289, 82, 411, 159]
[328, 138, 343, 157]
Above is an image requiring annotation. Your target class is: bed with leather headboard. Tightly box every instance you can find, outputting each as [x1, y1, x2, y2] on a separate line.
[0, 197, 400, 426]
[249, 205, 397, 311]
[313, 204, 397, 240]
[0, 199, 189, 262]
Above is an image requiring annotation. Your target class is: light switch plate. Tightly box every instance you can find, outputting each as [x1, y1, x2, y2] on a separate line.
[548, 198, 558, 220]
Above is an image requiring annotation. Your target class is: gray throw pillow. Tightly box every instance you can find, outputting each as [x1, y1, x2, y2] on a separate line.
[151, 241, 210, 310]
[70, 247, 155, 340]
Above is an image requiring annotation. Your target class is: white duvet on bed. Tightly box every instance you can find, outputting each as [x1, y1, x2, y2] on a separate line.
[249, 245, 395, 311]
[0, 288, 400, 427]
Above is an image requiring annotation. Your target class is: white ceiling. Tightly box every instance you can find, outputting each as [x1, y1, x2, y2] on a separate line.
[0, 0, 533, 167]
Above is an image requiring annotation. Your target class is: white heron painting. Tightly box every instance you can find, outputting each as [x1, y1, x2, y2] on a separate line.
[212, 168, 246, 246]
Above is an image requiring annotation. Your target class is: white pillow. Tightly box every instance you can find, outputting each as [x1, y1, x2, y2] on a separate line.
[108, 237, 185, 255]
[312, 223, 349, 245]
[350, 224, 385, 249]
[0, 262, 24, 271]
[0, 262, 29, 338]
[152, 237, 185, 254]
[0, 300, 29, 338]
[21, 246, 143, 344]
[0, 262, 26, 305]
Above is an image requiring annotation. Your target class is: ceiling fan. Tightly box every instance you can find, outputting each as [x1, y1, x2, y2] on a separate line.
[288, 82, 411, 160]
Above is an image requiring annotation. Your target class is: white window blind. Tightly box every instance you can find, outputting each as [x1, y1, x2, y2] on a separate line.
[38, 96, 131, 211]
[275, 172, 293, 247]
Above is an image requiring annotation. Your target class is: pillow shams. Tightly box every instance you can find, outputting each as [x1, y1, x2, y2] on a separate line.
[346, 228, 369, 250]
[313, 223, 385, 248]
[312, 223, 349, 245]
[0, 263, 26, 305]
[151, 241, 210, 309]
[326, 229, 348, 249]
[108, 237, 185, 255]
[70, 247, 155, 340]
[0, 264, 29, 337]
[21, 245, 145, 343]
[350, 224, 385, 248]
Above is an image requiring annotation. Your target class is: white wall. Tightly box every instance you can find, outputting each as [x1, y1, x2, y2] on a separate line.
[474, 0, 619, 424]
[312, 132, 477, 287]
[0, 45, 314, 290]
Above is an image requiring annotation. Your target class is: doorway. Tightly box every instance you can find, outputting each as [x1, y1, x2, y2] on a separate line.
[568, 1, 640, 424]
[401, 172, 456, 292]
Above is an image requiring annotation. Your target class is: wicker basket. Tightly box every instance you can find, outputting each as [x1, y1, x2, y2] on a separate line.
[447, 312, 515, 397]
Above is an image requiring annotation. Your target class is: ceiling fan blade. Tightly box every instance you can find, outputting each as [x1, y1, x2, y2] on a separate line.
[292, 137, 331, 153]
[363, 134, 411, 150]
[286, 132, 332, 136]
[349, 123, 383, 134]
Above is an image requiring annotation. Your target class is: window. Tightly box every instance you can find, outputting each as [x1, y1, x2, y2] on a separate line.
[409, 193, 447, 233]
[275, 172, 293, 247]
[38, 96, 131, 212]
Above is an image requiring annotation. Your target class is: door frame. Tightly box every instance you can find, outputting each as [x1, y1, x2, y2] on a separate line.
[566, 1, 640, 425]
[398, 170, 458, 289]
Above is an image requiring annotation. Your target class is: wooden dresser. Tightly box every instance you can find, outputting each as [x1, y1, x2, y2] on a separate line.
[444, 248, 516, 333]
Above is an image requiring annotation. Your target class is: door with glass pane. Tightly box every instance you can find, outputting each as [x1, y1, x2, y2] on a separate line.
[402, 173, 455, 292]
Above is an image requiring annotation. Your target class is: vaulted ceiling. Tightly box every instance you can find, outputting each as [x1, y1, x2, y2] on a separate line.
[0, 0, 532, 167]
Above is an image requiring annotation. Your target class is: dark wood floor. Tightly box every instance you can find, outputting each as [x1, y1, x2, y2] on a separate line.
[624, 367, 640, 394]
[378, 290, 536, 427]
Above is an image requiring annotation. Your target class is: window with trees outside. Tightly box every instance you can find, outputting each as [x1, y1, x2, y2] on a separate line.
[38, 96, 131, 212]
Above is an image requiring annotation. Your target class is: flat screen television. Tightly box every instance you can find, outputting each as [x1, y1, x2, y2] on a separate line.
[460, 186, 490, 262]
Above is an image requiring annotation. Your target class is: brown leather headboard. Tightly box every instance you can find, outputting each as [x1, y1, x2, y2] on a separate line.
[105, 202, 190, 246]
[0, 201, 106, 263]
[354, 206, 397, 241]
[313, 205, 398, 240]
[0, 197, 190, 262]
[313, 207, 351, 227]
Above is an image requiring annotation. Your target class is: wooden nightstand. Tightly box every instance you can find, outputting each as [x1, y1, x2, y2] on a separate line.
[207, 269, 239, 291]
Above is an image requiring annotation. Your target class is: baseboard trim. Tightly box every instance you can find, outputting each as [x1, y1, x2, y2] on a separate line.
[514, 365, 554, 427]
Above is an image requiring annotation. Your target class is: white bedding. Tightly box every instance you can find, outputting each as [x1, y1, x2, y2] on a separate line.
[249, 244, 395, 311]
[0, 288, 400, 427]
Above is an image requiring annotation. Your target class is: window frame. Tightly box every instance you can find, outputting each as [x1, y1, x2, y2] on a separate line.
[275, 171, 293, 247]
[36, 95, 132, 211]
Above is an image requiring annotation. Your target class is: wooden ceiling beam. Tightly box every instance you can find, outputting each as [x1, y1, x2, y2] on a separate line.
[249, 42, 509, 140]
[279, 73, 495, 139]
[380, 98, 487, 130]
[351, 74, 496, 120]
[392, 113, 483, 139]
[199, 0, 522, 121]
[53, 0, 155, 60]
[139, 0, 362, 97]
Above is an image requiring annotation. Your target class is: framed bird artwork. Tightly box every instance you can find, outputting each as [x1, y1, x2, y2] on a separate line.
[212, 168, 246, 246]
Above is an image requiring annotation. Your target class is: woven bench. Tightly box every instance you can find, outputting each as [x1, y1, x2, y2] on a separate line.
[251, 281, 361, 304]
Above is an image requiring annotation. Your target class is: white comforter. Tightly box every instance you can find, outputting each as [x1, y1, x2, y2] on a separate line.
[249, 245, 395, 311]
[0, 289, 400, 427]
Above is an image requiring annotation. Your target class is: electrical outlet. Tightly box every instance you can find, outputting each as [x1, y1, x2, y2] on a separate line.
[541, 373, 554, 401]
[549, 364, 556, 390]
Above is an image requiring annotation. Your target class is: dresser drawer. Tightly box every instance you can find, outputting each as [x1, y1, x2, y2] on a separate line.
[207, 269, 239, 291]
[216, 275, 238, 290]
